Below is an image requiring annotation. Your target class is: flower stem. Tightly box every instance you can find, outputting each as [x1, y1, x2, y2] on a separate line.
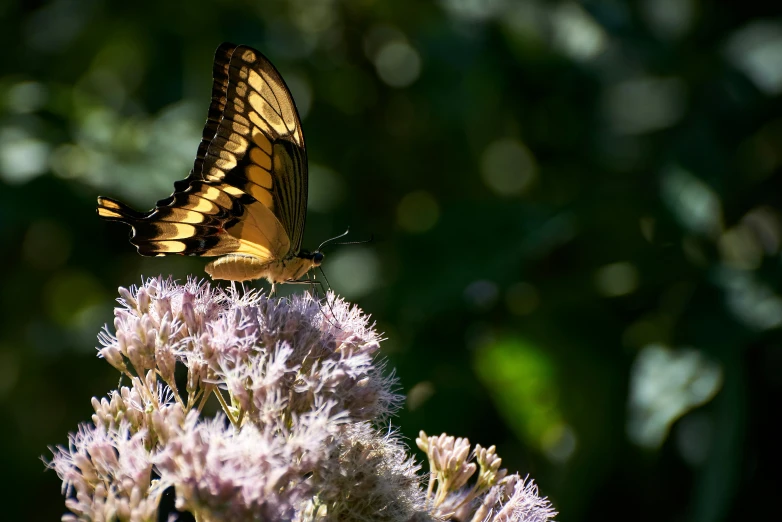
[212, 388, 238, 428]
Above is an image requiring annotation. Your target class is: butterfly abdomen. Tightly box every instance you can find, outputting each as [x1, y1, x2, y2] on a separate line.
[205, 254, 274, 282]
[204, 254, 316, 283]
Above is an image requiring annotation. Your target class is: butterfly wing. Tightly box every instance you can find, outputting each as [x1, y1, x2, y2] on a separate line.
[201, 45, 308, 254]
[97, 43, 308, 263]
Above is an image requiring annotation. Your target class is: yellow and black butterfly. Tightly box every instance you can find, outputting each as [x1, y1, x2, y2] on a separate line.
[97, 43, 326, 291]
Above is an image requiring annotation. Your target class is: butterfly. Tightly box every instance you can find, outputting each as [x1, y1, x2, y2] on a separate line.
[97, 42, 325, 292]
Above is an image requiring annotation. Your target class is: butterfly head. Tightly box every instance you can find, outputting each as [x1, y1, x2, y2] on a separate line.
[300, 250, 324, 267]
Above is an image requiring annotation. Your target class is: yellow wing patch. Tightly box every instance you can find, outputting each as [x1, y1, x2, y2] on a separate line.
[251, 129, 272, 154]
[156, 209, 207, 224]
[227, 199, 290, 260]
[97, 208, 123, 219]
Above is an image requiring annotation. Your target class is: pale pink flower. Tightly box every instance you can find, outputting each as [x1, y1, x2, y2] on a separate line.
[48, 422, 163, 522]
[47, 278, 556, 522]
[417, 432, 556, 522]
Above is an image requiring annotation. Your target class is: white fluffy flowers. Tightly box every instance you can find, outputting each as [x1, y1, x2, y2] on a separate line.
[47, 277, 556, 522]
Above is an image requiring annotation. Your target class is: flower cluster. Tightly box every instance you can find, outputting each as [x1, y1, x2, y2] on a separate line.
[417, 433, 556, 522]
[47, 277, 556, 522]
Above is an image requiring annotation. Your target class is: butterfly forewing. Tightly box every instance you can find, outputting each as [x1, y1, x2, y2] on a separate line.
[96, 42, 309, 267]
[201, 45, 308, 253]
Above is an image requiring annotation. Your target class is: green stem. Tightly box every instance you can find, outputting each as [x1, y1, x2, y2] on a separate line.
[196, 385, 213, 414]
[213, 388, 238, 428]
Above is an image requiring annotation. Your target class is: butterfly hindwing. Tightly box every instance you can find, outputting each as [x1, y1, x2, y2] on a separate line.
[97, 183, 241, 257]
[271, 139, 307, 253]
[154, 42, 236, 208]
[194, 42, 236, 177]
[96, 42, 308, 266]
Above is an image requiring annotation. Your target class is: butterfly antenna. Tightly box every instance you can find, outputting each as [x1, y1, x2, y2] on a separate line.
[318, 227, 351, 251]
[331, 233, 374, 247]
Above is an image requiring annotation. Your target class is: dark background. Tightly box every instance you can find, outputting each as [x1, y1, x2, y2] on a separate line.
[2, 0, 781, 520]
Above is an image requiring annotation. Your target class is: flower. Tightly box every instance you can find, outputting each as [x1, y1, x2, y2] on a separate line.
[47, 277, 557, 522]
[314, 422, 426, 521]
[48, 421, 162, 522]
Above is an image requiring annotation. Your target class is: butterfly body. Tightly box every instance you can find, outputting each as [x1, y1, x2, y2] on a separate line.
[97, 43, 322, 287]
[204, 251, 321, 283]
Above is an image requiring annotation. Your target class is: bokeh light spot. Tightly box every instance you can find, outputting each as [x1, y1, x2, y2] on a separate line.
[661, 165, 723, 238]
[6, 81, 48, 113]
[594, 262, 639, 297]
[407, 381, 435, 411]
[627, 344, 723, 448]
[439, 0, 506, 22]
[0, 126, 51, 184]
[289, 0, 336, 34]
[551, 2, 608, 62]
[396, 190, 440, 233]
[79, 106, 121, 146]
[541, 422, 577, 464]
[726, 21, 782, 96]
[604, 77, 687, 135]
[480, 138, 537, 196]
[741, 206, 782, 254]
[464, 280, 499, 311]
[475, 337, 564, 453]
[327, 247, 381, 299]
[719, 225, 763, 270]
[640, 0, 695, 41]
[374, 41, 422, 88]
[716, 269, 782, 330]
[50, 143, 93, 180]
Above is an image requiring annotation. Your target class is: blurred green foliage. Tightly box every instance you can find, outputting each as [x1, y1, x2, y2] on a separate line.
[2, 0, 782, 520]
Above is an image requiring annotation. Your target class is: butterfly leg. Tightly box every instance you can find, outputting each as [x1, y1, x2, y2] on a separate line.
[269, 283, 277, 297]
[285, 278, 327, 297]
[287, 278, 339, 327]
